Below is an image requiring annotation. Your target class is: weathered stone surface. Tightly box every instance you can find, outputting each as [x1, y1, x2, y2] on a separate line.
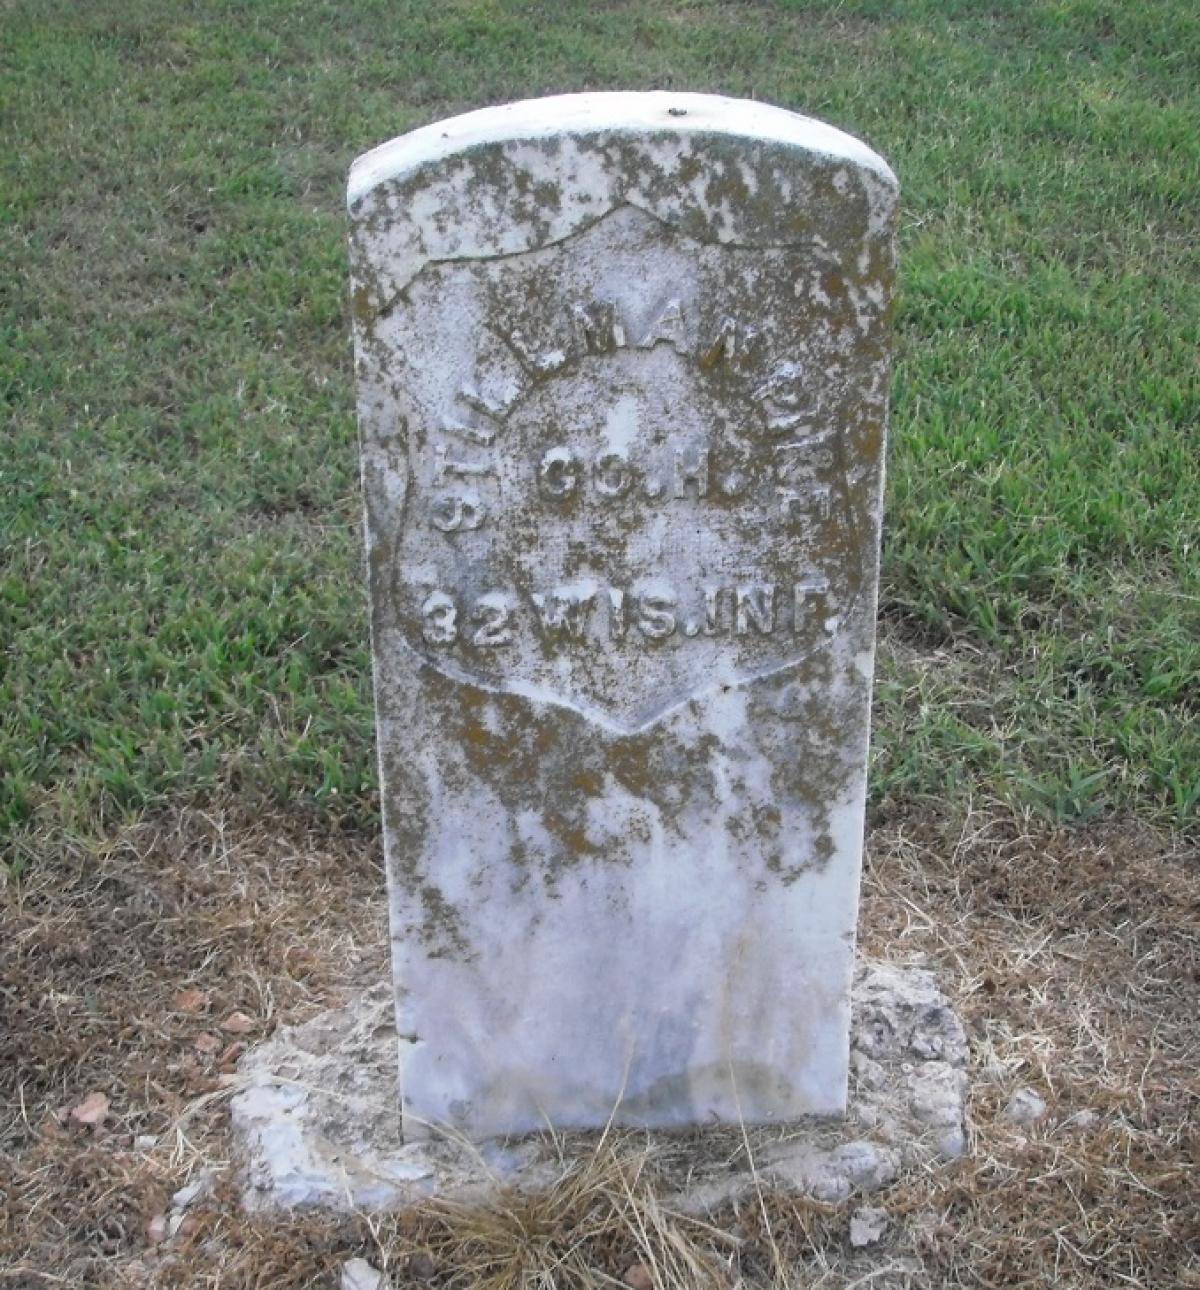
[349, 92, 898, 1139]
[764, 1138, 899, 1202]
[851, 960, 970, 1067]
[849, 961, 971, 1160]
[230, 986, 437, 1211]
[231, 961, 964, 1212]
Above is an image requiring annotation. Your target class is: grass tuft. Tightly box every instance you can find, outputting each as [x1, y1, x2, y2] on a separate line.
[414, 1140, 729, 1289]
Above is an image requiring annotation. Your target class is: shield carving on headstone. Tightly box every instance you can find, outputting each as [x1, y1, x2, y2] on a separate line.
[371, 202, 884, 733]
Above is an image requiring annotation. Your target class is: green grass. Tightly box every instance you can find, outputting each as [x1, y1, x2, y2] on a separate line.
[2, 0, 1197, 866]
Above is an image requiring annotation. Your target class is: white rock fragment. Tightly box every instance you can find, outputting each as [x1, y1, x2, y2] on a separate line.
[170, 1168, 215, 1211]
[341, 1258, 387, 1290]
[1003, 1087, 1048, 1127]
[849, 1205, 890, 1248]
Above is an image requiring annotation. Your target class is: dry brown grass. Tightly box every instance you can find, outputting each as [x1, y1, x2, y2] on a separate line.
[857, 804, 1200, 1285]
[0, 809, 387, 1287]
[2, 802, 1197, 1286]
[411, 1138, 732, 1288]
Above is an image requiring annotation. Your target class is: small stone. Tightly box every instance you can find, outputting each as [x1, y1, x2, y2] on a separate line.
[341, 1257, 387, 1290]
[170, 1168, 215, 1211]
[478, 1140, 543, 1176]
[935, 1124, 967, 1159]
[406, 1253, 435, 1282]
[194, 1032, 220, 1055]
[667, 1173, 755, 1215]
[853, 963, 969, 1067]
[69, 1091, 110, 1128]
[134, 1134, 158, 1152]
[219, 1041, 246, 1071]
[173, 988, 207, 1014]
[830, 1141, 898, 1196]
[623, 1263, 654, 1290]
[850, 1049, 886, 1090]
[220, 1010, 255, 1035]
[145, 1213, 168, 1245]
[1003, 1087, 1047, 1127]
[849, 1205, 889, 1248]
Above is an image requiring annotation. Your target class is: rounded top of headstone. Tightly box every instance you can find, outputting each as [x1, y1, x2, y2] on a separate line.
[348, 91, 896, 209]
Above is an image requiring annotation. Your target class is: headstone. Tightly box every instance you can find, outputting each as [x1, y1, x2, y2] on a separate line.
[348, 92, 897, 1140]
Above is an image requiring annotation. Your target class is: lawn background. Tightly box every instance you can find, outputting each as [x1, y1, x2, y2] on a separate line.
[3, 0, 1197, 871]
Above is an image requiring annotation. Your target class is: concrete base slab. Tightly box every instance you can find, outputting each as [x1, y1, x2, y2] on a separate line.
[230, 959, 969, 1213]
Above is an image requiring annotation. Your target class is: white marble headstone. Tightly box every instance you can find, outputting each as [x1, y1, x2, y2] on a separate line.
[349, 92, 897, 1140]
